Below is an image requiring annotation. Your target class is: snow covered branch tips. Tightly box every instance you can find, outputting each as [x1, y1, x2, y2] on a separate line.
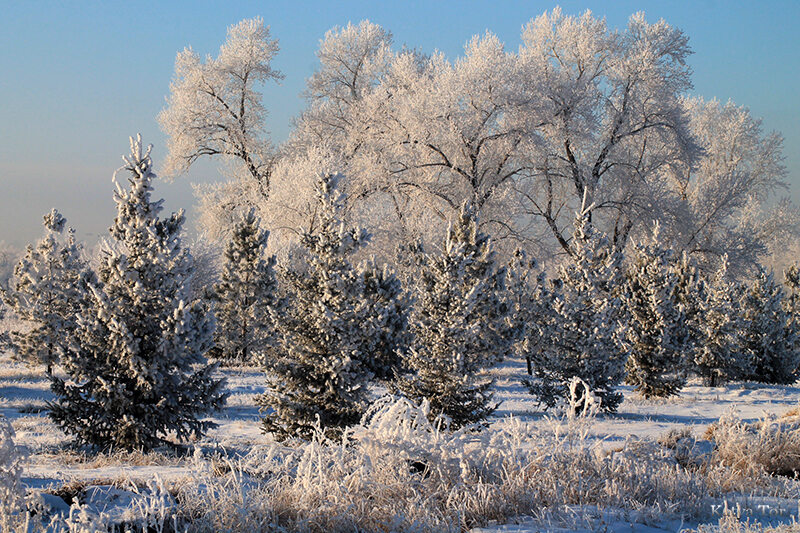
[258, 173, 378, 441]
[2, 209, 91, 373]
[48, 135, 227, 451]
[393, 203, 511, 428]
[212, 209, 278, 364]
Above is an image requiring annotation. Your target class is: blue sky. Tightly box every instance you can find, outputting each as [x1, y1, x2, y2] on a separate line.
[1, 0, 798, 246]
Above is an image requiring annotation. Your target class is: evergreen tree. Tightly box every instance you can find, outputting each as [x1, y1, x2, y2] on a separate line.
[671, 251, 705, 371]
[693, 259, 745, 386]
[258, 173, 373, 441]
[784, 264, 800, 329]
[505, 249, 552, 377]
[2, 210, 91, 372]
[48, 135, 226, 451]
[394, 203, 511, 428]
[621, 235, 689, 398]
[212, 209, 278, 364]
[356, 259, 409, 381]
[739, 268, 799, 384]
[527, 209, 627, 412]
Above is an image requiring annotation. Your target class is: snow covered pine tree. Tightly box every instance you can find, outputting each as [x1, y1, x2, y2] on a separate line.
[212, 209, 278, 364]
[48, 135, 226, 451]
[622, 234, 690, 398]
[356, 258, 409, 382]
[2, 209, 91, 373]
[740, 268, 799, 384]
[394, 203, 511, 428]
[692, 259, 745, 386]
[527, 207, 627, 412]
[258, 173, 375, 441]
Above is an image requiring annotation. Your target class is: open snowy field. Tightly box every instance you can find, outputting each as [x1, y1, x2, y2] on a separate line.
[4, 352, 800, 532]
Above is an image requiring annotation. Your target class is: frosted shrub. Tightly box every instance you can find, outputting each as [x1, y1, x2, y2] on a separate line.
[0, 417, 28, 533]
[63, 502, 112, 533]
[707, 409, 800, 478]
[172, 396, 738, 532]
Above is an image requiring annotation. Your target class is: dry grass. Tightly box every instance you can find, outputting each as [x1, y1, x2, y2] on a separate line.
[6, 395, 800, 531]
[706, 409, 800, 478]
[692, 509, 800, 532]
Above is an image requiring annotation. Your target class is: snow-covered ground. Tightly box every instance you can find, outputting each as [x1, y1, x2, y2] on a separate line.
[3, 353, 800, 532]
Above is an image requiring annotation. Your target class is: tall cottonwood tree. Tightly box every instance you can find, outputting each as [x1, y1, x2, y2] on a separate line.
[668, 98, 793, 275]
[159, 17, 282, 237]
[164, 11, 800, 274]
[49, 136, 226, 451]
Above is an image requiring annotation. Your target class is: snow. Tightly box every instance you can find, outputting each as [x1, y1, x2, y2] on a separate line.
[2, 353, 800, 531]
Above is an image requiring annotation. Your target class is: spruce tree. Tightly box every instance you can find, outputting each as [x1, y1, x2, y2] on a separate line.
[394, 203, 511, 428]
[2, 209, 91, 372]
[621, 236, 689, 398]
[785, 264, 800, 316]
[693, 259, 744, 386]
[48, 135, 226, 451]
[212, 209, 278, 364]
[258, 173, 373, 441]
[527, 210, 627, 412]
[356, 259, 409, 381]
[671, 251, 705, 370]
[740, 268, 799, 384]
[505, 249, 551, 377]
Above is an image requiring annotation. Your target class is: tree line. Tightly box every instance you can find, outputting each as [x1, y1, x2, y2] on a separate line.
[2, 134, 799, 451]
[1, 8, 799, 452]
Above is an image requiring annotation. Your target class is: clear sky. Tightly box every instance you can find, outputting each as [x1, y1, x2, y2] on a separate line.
[1, 0, 798, 247]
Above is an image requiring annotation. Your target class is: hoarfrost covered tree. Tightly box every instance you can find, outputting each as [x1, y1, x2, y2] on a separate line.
[739, 269, 799, 384]
[159, 18, 282, 235]
[212, 209, 278, 363]
[2, 210, 91, 372]
[49, 136, 227, 451]
[356, 259, 409, 381]
[501, 8, 697, 255]
[265, 21, 398, 254]
[299, 20, 393, 146]
[258, 173, 373, 441]
[692, 259, 745, 386]
[356, 32, 532, 246]
[622, 232, 689, 398]
[527, 205, 627, 412]
[165, 12, 800, 269]
[394, 204, 511, 428]
[505, 249, 553, 377]
[671, 98, 793, 275]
